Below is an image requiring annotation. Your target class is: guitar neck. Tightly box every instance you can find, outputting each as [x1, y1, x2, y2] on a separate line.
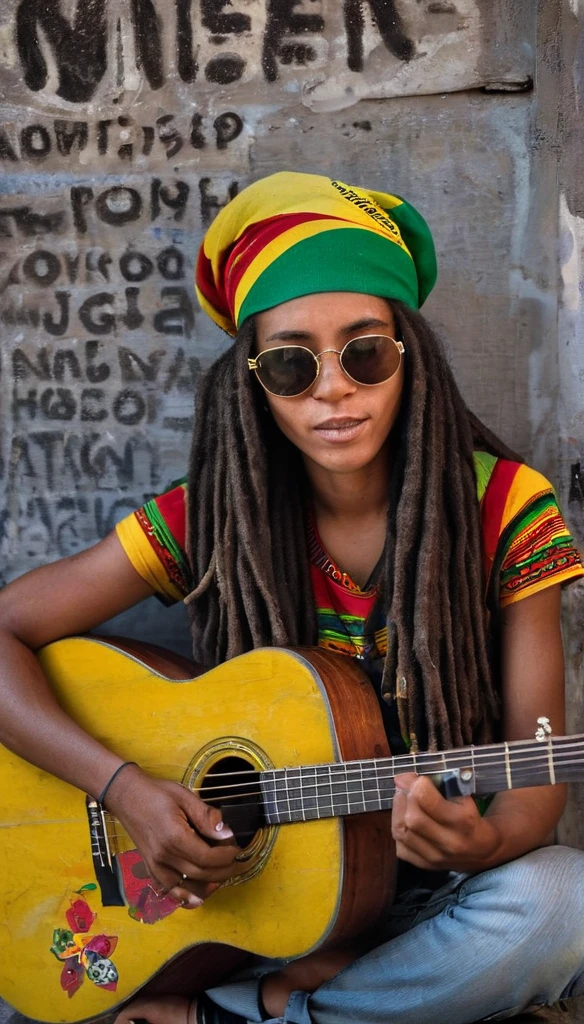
[260, 734, 584, 825]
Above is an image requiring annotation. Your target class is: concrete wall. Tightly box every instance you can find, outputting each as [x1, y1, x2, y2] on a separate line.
[538, 0, 584, 849]
[0, 2, 582, 837]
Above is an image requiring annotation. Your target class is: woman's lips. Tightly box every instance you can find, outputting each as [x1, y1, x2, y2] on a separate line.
[313, 418, 367, 442]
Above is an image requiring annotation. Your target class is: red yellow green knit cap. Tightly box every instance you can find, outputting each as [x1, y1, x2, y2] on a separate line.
[195, 171, 437, 336]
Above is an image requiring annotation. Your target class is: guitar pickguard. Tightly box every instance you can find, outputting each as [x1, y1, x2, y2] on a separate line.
[116, 848, 180, 924]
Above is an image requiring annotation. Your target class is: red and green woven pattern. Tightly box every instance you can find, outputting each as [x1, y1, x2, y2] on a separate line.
[115, 479, 192, 604]
[500, 493, 583, 601]
[136, 485, 193, 603]
[195, 171, 437, 335]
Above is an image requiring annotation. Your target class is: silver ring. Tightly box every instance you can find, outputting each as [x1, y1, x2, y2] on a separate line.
[181, 872, 188, 882]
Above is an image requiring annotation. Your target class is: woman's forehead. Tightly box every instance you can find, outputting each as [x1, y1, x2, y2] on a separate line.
[256, 292, 394, 337]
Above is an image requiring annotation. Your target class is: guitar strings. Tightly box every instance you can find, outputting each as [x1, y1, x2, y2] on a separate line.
[101, 756, 584, 826]
[24, 750, 579, 834]
[101, 754, 584, 841]
[103, 769, 582, 843]
[97, 739, 584, 844]
[145, 736, 584, 786]
[100, 738, 584, 800]
[105, 754, 584, 810]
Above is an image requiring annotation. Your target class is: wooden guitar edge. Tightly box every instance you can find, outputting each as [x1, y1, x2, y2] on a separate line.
[137, 943, 252, 1004]
[293, 647, 396, 948]
[87, 633, 201, 679]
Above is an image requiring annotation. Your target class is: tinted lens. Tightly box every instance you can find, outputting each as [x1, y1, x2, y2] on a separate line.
[341, 335, 401, 385]
[255, 346, 318, 397]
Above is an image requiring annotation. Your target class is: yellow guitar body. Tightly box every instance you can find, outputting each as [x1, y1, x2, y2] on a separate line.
[0, 637, 391, 1023]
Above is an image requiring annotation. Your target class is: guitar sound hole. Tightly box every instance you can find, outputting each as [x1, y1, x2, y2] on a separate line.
[199, 756, 264, 849]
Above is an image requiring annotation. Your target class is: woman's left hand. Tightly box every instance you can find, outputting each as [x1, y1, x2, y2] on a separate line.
[391, 773, 501, 873]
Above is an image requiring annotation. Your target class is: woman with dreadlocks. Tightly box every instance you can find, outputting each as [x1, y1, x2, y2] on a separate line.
[1, 172, 584, 1024]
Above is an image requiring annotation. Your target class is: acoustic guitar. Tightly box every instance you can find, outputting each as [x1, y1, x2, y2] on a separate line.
[1, 636, 582, 1023]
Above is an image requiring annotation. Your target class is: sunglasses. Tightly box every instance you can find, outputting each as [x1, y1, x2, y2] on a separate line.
[248, 334, 405, 398]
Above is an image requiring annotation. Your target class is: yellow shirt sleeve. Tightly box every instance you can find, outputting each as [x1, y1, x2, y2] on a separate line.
[115, 513, 184, 604]
[114, 478, 191, 604]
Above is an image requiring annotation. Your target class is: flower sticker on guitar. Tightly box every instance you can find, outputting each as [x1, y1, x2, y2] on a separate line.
[49, 889, 119, 999]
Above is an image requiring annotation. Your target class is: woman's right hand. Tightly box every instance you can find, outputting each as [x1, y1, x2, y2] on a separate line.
[105, 765, 240, 907]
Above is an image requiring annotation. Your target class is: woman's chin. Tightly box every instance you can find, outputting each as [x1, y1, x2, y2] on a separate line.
[305, 446, 383, 477]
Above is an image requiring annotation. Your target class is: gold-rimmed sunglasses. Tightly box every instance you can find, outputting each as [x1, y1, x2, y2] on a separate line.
[248, 334, 405, 398]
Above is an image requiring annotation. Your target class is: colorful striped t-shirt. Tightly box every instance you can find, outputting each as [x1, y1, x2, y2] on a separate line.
[115, 453, 583, 663]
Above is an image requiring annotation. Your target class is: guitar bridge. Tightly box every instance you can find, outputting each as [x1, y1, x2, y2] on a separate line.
[85, 797, 124, 906]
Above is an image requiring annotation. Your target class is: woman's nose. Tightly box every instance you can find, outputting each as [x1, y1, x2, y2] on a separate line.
[310, 350, 356, 400]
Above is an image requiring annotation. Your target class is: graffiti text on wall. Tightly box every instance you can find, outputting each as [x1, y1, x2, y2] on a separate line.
[14, 0, 414, 102]
[0, 172, 238, 573]
[0, 112, 245, 165]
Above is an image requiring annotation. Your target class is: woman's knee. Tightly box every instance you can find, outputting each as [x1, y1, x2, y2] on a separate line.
[457, 846, 584, 1004]
[488, 845, 584, 907]
[468, 845, 584, 955]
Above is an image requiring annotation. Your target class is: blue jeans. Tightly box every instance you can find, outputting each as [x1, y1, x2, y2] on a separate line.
[206, 845, 584, 1023]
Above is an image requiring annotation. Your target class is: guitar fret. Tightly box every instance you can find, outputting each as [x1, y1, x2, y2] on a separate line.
[286, 768, 294, 821]
[342, 763, 350, 814]
[331, 763, 348, 816]
[287, 767, 301, 822]
[547, 741, 556, 786]
[504, 742, 512, 789]
[260, 769, 282, 825]
[299, 769, 306, 820]
[371, 762, 393, 812]
[347, 761, 359, 815]
[304, 765, 318, 819]
[361, 760, 379, 812]
[375, 759, 383, 809]
[326, 764, 334, 816]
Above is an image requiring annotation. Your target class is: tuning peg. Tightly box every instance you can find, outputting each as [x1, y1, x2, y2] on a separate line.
[535, 716, 552, 742]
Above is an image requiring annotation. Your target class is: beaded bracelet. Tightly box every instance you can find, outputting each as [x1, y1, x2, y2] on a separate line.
[97, 761, 138, 807]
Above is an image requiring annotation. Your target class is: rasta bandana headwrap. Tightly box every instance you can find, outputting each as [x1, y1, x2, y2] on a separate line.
[195, 171, 437, 336]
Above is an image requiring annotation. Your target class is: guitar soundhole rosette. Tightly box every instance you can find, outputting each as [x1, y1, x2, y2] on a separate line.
[182, 738, 277, 886]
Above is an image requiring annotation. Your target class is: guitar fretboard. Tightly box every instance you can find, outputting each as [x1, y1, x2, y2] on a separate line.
[259, 735, 584, 824]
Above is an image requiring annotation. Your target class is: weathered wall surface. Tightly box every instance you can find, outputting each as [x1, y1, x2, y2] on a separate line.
[536, 0, 584, 849]
[0, 1, 582, 845]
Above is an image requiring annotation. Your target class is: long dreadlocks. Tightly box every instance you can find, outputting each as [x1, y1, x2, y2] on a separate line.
[186, 301, 521, 752]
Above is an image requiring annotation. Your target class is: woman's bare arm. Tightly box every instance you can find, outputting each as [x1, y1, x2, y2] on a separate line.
[478, 582, 567, 858]
[0, 531, 154, 797]
[0, 533, 240, 901]
[391, 585, 567, 871]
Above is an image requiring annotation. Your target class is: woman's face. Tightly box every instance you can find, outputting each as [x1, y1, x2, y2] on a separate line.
[254, 292, 404, 478]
